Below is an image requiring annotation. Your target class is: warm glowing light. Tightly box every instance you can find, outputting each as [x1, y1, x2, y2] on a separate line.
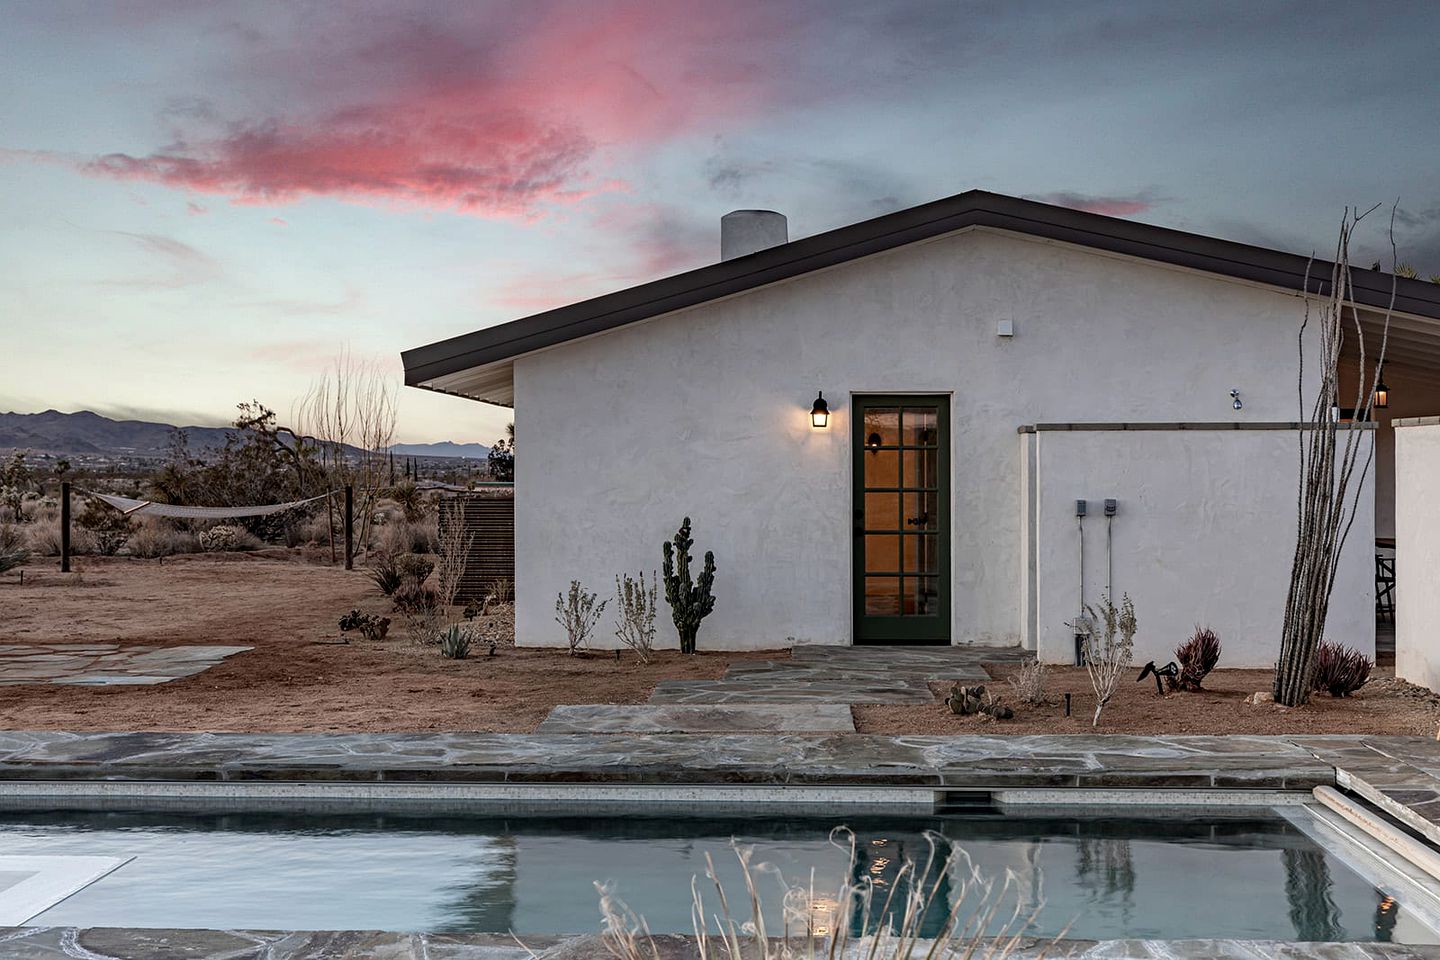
[1375, 365, 1390, 409]
[810, 391, 830, 428]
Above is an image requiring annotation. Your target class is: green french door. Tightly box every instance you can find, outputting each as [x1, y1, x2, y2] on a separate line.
[852, 395, 950, 645]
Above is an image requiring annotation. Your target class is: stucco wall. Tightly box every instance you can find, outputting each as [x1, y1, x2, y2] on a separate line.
[513, 226, 1349, 652]
[1395, 419, 1440, 692]
[1024, 426, 1375, 667]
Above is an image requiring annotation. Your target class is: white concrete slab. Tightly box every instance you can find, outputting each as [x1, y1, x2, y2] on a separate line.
[0, 855, 131, 924]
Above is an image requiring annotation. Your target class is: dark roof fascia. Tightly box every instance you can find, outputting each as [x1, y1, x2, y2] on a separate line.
[403, 190, 1440, 386]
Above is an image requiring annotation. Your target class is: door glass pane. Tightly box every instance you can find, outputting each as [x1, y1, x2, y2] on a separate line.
[902, 448, 938, 489]
[903, 492, 937, 530]
[864, 492, 901, 531]
[902, 407, 938, 446]
[905, 577, 939, 615]
[864, 449, 900, 489]
[903, 534, 938, 575]
[865, 577, 901, 615]
[864, 535, 900, 574]
[862, 408, 900, 448]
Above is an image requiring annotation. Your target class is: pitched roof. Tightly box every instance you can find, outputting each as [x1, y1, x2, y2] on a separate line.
[402, 189, 1440, 405]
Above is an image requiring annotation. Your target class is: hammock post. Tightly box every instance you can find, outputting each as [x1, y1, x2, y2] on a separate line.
[344, 485, 354, 571]
[60, 481, 71, 573]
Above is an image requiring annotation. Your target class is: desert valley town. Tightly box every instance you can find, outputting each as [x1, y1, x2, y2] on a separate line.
[3, 2, 1440, 957]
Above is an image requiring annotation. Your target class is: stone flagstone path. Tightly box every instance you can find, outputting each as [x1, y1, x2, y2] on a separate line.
[0, 643, 252, 686]
[539, 644, 1032, 730]
[536, 703, 855, 734]
[647, 644, 1028, 706]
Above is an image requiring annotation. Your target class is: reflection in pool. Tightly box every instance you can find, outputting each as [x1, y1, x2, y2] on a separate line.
[0, 806, 1429, 942]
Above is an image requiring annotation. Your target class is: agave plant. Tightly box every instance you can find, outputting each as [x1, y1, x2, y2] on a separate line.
[439, 623, 473, 660]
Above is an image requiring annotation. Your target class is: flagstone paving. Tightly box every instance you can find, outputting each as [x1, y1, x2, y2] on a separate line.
[0, 644, 251, 686]
[0, 731, 1340, 789]
[536, 703, 856, 734]
[647, 644, 1017, 705]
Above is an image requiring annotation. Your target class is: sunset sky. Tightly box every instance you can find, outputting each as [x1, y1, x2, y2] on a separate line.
[3, 1, 1438, 444]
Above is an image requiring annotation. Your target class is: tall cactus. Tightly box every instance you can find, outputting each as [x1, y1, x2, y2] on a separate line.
[661, 516, 716, 655]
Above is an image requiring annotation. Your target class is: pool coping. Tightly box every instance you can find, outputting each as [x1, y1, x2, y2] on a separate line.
[0, 731, 1349, 789]
[3, 732, 1440, 840]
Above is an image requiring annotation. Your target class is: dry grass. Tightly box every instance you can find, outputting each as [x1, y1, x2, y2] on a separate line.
[595, 830, 1046, 960]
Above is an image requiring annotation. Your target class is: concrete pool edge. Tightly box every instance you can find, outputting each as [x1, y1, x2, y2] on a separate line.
[2, 928, 1438, 959]
[3, 732, 1440, 834]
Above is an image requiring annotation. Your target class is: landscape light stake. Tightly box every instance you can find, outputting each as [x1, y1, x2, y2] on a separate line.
[60, 480, 70, 573]
[344, 484, 354, 571]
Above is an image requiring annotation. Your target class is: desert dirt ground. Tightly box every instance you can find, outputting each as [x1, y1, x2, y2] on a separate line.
[855, 661, 1440, 737]
[1, 554, 1434, 736]
[0, 553, 772, 733]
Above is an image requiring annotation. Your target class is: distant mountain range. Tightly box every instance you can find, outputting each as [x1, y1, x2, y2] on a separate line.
[388, 441, 491, 459]
[0, 410, 490, 461]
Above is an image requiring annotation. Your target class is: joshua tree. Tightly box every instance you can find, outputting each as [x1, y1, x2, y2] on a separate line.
[661, 517, 716, 655]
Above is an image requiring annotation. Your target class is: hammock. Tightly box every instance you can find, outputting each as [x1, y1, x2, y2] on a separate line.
[83, 491, 333, 519]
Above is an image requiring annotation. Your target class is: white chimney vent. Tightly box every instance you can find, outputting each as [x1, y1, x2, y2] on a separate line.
[720, 209, 788, 261]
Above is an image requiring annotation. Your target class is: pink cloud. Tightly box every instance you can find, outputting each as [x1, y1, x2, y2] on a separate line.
[1028, 191, 1161, 217]
[185, 201, 208, 216]
[72, 2, 796, 218]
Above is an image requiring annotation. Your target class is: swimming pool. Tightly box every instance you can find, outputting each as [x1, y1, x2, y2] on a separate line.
[0, 804, 1435, 942]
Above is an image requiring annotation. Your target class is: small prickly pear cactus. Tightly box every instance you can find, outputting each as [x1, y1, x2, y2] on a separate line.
[661, 517, 716, 655]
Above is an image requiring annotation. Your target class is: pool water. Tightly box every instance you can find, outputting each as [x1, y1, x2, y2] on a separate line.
[0, 806, 1431, 942]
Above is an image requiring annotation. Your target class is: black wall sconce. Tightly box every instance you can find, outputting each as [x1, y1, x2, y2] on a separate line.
[810, 391, 830, 428]
[1375, 365, 1390, 409]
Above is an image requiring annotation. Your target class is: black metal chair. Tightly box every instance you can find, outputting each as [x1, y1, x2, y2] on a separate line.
[1376, 554, 1396, 623]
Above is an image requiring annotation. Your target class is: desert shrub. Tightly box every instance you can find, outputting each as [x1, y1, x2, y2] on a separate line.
[1070, 593, 1137, 727]
[1172, 625, 1221, 691]
[387, 480, 428, 523]
[661, 517, 716, 655]
[438, 623, 473, 659]
[295, 513, 334, 546]
[77, 499, 134, 556]
[395, 552, 434, 585]
[393, 580, 439, 615]
[339, 609, 391, 641]
[198, 524, 259, 552]
[556, 579, 607, 655]
[1006, 658, 1050, 705]
[0, 523, 23, 553]
[26, 516, 94, 556]
[614, 571, 658, 663]
[367, 552, 403, 595]
[403, 608, 445, 645]
[1312, 641, 1373, 697]
[128, 520, 199, 558]
[377, 518, 436, 555]
[488, 577, 514, 605]
[0, 545, 28, 574]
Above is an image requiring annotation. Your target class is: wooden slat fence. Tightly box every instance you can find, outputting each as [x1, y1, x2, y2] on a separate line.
[437, 493, 514, 603]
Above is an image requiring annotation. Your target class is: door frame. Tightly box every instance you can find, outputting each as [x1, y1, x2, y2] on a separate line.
[850, 393, 951, 645]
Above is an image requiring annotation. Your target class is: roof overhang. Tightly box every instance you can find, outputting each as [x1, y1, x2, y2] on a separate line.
[402, 189, 1440, 405]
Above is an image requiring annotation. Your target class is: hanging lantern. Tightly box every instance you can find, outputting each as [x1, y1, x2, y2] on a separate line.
[809, 391, 830, 428]
[1375, 365, 1390, 409]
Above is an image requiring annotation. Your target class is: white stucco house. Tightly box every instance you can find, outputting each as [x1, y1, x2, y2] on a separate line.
[404, 191, 1440, 666]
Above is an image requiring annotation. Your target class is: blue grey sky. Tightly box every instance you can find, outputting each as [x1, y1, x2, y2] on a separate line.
[2, 0, 1437, 442]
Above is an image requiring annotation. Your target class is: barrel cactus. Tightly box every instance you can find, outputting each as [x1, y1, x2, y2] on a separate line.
[661, 517, 716, 655]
